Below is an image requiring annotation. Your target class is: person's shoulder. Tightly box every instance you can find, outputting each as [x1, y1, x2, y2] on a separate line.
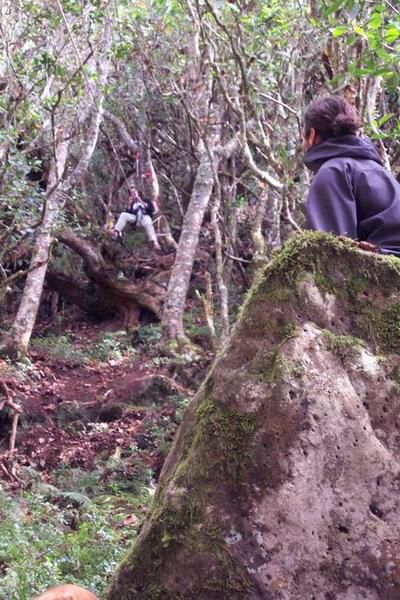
[318, 156, 379, 176]
[350, 157, 391, 178]
[314, 157, 350, 180]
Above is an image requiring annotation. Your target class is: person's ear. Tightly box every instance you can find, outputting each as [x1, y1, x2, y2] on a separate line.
[309, 128, 318, 146]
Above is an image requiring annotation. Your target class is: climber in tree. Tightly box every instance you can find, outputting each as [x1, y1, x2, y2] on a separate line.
[113, 186, 161, 251]
[302, 95, 400, 256]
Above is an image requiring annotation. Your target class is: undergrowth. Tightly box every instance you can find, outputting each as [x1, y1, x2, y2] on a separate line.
[0, 488, 123, 599]
[0, 310, 195, 598]
[0, 463, 153, 599]
[32, 331, 137, 363]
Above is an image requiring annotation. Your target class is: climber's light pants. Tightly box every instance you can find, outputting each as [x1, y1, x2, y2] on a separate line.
[114, 212, 158, 244]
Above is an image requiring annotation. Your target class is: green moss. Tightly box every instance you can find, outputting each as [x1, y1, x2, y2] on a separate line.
[239, 231, 356, 322]
[289, 358, 308, 379]
[265, 231, 355, 279]
[314, 270, 335, 295]
[281, 321, 297, 341]
[374, 302, 400, 351]
[344, 275, 368, 299]
[322, 330, 364, 362]
[378, 254, 400, 278]
[263, 350, 290, 385]
[196, 399, 256, 482]
[255, 318, 296, 342]
[265, 286, 292, 303]
[106, 397, 257, 598]
[110, 498, 252, 598]
[356, 302, 400, 352]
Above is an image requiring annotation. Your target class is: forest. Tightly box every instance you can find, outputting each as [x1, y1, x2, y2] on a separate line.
[1, 0, 400, 598]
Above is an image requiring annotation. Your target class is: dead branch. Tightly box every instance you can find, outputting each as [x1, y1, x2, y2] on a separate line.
[0, 381, 23, 482]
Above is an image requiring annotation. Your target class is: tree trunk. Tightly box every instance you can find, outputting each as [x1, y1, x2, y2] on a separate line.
[5, 136, 71, 356]
[3, 23, 112, 356]
[364, 76, 391, 172]
[46, 271, 142, 331]
[161, 138, 217, 345]
[251, 185, 268, 258]
[55, 229, 167, 322]
[161, 8, 219, 347]
[264, 191, 282, 256]
[140, 133, 177, 252]
[209, 138, 229, 345]
[251, 186, 282, 260]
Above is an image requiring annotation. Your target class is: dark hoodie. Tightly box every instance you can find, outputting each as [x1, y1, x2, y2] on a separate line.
[303, 135, 400, 255]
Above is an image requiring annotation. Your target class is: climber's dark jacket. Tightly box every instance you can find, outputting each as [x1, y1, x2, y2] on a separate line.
[303, 135, 400, 256]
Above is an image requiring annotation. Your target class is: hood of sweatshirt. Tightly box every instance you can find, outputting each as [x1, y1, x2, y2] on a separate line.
[302, 135, 383, 173]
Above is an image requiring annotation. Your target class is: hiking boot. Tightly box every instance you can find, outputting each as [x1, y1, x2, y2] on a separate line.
[112, 230, 123, 243]
[151, 241, 162, 253]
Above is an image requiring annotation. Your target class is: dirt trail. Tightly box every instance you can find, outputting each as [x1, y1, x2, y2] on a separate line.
[0, 324, 188, 487]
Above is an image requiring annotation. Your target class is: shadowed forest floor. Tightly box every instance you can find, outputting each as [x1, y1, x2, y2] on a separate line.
[0, 317, 201, 487]
[0, 315, 209, 598]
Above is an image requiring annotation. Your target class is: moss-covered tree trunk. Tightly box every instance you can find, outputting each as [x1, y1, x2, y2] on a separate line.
[107, 232, 400, 599]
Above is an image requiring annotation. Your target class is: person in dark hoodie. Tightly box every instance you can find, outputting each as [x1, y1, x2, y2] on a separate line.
[302, 95, 400, 256]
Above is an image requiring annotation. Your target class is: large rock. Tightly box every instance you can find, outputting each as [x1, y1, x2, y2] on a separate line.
[106, 232, 400, 600]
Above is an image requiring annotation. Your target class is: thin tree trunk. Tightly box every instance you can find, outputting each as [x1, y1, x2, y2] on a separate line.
[251, 185, 268, 258]
[264, 191, 282, 256]
[365, 76, 391, 172]
[161, 138, 217, 345]
[5, 136, 71, 356]
[141, 134, 177, 252]
[208, 132, 229, 345]
[161, 9, 218, 346]
[211, 195, 229, 344]
[4, 22, 111, 356]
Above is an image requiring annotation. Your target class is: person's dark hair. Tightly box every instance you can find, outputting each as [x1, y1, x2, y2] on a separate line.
[304, 96, 362, 140]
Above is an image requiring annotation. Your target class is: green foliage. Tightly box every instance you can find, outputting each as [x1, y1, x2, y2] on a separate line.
[31, 334, 87, 362]
[0, 433, 157, 598]
[89, 332, 136, 362]
[322, 330, 363, 363]
[183, 312, 210, 341]
[31, 331, 136, 363]
[133, 324, 163, 348]
[0, 487, 127, 599]
[323, 0, 400, 85]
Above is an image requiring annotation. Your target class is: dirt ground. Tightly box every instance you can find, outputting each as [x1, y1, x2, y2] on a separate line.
[0, 321, 195, 490]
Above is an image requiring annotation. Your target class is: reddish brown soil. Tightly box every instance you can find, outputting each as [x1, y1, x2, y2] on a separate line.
[0, 323, 189, 489]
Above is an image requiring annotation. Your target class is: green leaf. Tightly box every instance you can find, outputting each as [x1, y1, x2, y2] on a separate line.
[324, 0, 347, 17]
[331, 25, 348, 37]
[372, 4, 386, 13]
[377, 113, 395, 127]
[385, 27, 399, 43]
[353, 24, 367, 38]
[375, 47, 392, 61]
[368, 12, 383, 30]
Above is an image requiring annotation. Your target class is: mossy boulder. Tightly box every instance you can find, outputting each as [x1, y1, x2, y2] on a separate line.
[106, 232, 400, 599]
